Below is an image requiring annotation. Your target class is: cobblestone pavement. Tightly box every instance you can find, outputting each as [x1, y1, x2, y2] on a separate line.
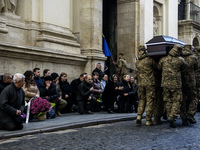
[0, 113, 200, 150]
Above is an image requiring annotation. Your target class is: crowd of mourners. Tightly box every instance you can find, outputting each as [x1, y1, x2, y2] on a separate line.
[1, 43, 200, 131]
[0, 62, 139, 131]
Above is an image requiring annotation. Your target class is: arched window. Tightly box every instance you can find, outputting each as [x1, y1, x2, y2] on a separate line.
[193, 37, 199, 47]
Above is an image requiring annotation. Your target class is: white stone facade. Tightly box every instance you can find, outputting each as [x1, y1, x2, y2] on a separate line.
[0, 0, 179, 79]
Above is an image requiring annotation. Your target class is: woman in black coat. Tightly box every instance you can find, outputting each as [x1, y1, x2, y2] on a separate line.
[102, 74, 119, 113]
[117, 75, 132, 113]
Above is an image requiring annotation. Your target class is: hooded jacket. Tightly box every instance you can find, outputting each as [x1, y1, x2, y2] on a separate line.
[158, 45, 188, 88]
[136, 50, 157, 86]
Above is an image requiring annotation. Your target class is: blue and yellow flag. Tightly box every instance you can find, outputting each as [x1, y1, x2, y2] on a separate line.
[103, 38, 111, 57]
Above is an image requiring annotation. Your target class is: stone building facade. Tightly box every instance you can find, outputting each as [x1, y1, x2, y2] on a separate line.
[0, 0, 179, 80]
[178, 0, 200, 47]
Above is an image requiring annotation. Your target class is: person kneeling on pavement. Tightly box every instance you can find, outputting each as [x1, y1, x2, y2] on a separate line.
[76, 74, 96, 114]
[0, 73, 25, 131]
[39, 76, 60, 118]
[51, 73, 67, 116]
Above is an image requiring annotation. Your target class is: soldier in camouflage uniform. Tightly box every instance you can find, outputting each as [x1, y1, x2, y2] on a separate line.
[181, 44, 198, 124]
[158, 45, 188, 128]
[136, 45, 157, 126]
[117, 53, 127, 80]
[193, 48, 200, 112]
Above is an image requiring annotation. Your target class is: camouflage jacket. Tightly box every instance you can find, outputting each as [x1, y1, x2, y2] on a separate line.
[158, 46, 188, 88]
[136, 50, 157, 86]
[194, 52, 200, 84]
[117, 57, 127, 75]
[182, 48, 198, 88]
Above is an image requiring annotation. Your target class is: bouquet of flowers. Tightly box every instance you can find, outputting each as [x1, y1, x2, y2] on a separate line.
[30, 97, 51, 117]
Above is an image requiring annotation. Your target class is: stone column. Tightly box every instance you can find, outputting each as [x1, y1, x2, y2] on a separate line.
[79, 0, 106, 74]
[117, 0, 138, 71]
[186, 0, 191, 20]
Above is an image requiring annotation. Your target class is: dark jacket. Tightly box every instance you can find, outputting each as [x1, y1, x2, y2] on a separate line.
[0, 75, 11, 94]
[39, 82, 59, 103]
[59, 78, 72, 100]
[92, 68, 104, 80]
[102, 78, 118, 102]
[77, 80, 93, 101]
[71, 78, 82, 102]
[34, 76, 43, 88]
[0, 82, 25, 125]
[118, 79, 132, 96]
[92, 78, 101, 98]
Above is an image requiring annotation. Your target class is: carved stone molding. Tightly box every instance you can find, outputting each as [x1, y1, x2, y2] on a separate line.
[117, 0, 138, 5]
[0, 42, 87, 65]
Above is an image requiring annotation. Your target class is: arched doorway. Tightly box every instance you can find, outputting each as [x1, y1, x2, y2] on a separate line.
[193, 37, 199, 47]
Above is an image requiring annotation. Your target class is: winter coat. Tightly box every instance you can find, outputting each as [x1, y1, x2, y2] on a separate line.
[0, 82, 25, 126]
[92, 68, 104, 80]
[71, 78, 82, 101]
[102, 78, 118, 103]
[76, 80, 93, 101]
[158, 45, 188, 88]
[38, 82, 59, 103]
[118, 79, 132, 97]
[100, 80, 107, 92]
[22, 83, 40, 102]
[92, 78, 101, 98]
[34, 76, 42, 88]
[0, 75, 11, 94]
[182, 47, 198, 88]
[59, 78, 72, 100]
[136, 50, 157, 87]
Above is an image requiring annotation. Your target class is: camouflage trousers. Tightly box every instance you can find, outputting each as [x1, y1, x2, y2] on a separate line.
[56, 99, 67, 112]
[196, 84, 200, 99]
[180, 87, 197, 120]
[163, 88, 182, 119]
[154, 87, 164, 121]
[137, 86, 155, 121]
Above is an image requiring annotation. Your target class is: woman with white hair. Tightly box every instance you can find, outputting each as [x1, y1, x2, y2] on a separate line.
[0, 73, 25, 131]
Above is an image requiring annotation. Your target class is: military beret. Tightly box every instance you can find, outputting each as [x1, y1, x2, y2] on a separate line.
[44, 76, 53, 81]
[119, 52, 124, 55]
[138, 45, 146, 51]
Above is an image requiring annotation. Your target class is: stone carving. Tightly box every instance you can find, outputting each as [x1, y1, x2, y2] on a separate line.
[153, 17, 158, 36]
[0, 0, 18, 14]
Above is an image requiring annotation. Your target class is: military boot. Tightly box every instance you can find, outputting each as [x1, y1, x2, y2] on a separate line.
[136, 115, 142, 125]
[186, 114, 196, 124]
[146, 120, 155, 126]
[181, 117, 189, 126]
[168, 116, 176, 128]
[154, 117, 163, 125]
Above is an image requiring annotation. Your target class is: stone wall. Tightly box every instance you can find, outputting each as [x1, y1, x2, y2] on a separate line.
[0, 0, 106, 81]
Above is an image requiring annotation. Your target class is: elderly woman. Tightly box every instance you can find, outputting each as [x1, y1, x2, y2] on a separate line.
[23, 70, 40, 102]
[0, 73, 25, 130]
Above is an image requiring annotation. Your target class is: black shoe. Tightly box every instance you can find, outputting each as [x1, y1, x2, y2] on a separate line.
[187, 114, 196, 124]
[168, 116, 176, 128]
[108, 110, 113, 113]
[85, 111, 93, 114]
[182, 120, 189, 126]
